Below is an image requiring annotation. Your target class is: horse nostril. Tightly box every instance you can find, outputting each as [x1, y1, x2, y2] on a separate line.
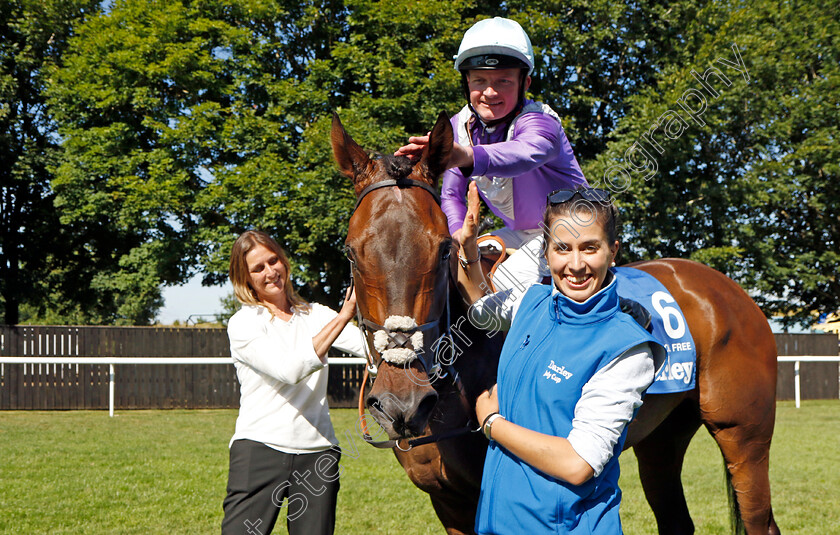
[409, 391, 438, 431]
[367, 394, 400, 422]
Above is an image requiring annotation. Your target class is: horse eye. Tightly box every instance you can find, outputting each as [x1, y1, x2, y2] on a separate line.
[343, 245, 356, 262]
[441, 241, 453, 261]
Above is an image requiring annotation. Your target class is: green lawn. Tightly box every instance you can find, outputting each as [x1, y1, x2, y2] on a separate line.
[0, 401, 837, 534]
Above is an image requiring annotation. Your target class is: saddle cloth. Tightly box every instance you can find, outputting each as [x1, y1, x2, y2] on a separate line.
[614, 266, 697, 394]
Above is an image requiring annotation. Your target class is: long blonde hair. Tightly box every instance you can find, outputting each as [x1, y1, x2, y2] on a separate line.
[228, 230, 308, 310]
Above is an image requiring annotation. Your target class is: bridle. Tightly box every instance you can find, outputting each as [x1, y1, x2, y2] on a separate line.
[346, 178, 456, 381]
[345, 177, 478, 450]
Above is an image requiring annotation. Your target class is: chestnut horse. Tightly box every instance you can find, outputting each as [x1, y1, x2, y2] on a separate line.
[331, 112, 780, 535]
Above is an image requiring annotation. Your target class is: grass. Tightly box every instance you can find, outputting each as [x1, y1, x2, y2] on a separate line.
[0, 401, 837, 534]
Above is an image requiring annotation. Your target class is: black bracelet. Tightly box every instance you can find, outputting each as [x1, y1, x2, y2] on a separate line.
[459, 253, 480, 269]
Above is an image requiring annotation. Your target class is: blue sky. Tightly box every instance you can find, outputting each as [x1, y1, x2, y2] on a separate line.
[156, 275, 232, 325]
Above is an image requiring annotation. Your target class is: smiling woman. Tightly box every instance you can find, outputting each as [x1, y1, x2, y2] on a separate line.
[457, 185, 666, 534]
[221, 230, 365, 535]
[543, 189, 619, 302]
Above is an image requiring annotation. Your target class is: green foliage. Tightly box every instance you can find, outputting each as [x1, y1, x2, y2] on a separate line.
[214, 291, 240, 326]
[193, 0, 472, 308]
[585, 0, 840, 326]
[0, 0, 100, 324]
[508, 0, 710, 160]
[2, 0, 833, 325]
[45, 0, 249, 324]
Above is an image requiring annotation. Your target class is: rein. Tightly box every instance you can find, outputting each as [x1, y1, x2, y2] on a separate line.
[347, 177, 479, 450]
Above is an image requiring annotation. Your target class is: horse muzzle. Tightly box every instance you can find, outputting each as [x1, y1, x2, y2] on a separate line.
[366, 370, 439, 439]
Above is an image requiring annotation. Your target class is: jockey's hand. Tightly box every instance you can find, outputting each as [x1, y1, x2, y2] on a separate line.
[449, 142, 474, 169]
[395, 133, 474, 170]
[394, 132, 430, 161]
[475, 384, 499, 423]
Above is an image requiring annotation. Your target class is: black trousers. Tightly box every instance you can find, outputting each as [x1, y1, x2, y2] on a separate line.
[221, 439, 341, 535]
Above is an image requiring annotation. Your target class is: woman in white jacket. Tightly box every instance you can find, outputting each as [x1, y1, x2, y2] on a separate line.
[221, 230, 365, 535]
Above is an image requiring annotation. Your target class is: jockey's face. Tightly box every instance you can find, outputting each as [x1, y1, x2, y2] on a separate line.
[467, 68, 530, 123]
[545, 214, 619, 303]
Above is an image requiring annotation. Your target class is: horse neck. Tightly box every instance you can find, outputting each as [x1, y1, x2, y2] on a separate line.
[445, 275, 503, 402]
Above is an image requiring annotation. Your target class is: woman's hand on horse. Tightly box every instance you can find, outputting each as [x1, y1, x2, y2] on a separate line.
[475, 384, 499, 423]
[339, 286, 357, 321]
[460, 181, 481, 252]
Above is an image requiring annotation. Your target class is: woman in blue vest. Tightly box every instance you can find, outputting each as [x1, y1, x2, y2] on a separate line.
[458, 182, 665, 534]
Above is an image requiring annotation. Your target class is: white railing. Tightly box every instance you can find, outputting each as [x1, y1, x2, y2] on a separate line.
[2, 356, 837, 413]
[777, 356, 840, 408]
[0, 356, 367, 417]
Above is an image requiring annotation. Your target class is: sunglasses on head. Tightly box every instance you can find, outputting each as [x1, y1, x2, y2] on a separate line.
[547, 188, 611, 205]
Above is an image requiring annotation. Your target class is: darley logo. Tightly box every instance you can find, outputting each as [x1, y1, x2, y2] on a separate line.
[543, 360, 573, 384]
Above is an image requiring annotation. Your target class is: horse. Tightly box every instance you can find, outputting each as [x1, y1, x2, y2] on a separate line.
[331, 111, 780, 535]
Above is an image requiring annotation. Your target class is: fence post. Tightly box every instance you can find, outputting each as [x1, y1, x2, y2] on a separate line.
[109, 364, 115, 417]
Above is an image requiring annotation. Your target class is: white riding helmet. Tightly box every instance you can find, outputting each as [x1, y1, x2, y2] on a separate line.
[454, 17, 534, 75]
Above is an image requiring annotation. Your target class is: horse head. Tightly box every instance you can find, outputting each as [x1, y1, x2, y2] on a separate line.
[332, 112, 455, 439]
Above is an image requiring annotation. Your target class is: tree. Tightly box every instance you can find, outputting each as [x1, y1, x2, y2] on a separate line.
[0, 0, 100, 324]
[46, 0, 256, 324]
[506, 0, 711, 162]
[585, 0, 840, 327]
[48, 0, 474, 315]
[41, 0, 840, 327]
[194, 0, 473, 308]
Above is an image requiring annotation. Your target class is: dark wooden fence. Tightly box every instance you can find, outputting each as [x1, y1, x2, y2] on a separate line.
[775, 333, 839, 401]
[1, 326, 837, 410]
[0, 325, 365, 410]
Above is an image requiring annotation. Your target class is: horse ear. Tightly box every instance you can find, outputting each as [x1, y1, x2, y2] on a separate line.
[416, 111, 453, 186]
[331, 112, 373, 193]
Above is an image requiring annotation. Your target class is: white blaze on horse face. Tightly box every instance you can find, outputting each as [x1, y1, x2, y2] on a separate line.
[373, 315, 424, 364]
[391, 186, 403, 203]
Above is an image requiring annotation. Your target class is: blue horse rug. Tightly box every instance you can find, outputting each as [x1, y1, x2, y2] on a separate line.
[614, 266, 697, 394]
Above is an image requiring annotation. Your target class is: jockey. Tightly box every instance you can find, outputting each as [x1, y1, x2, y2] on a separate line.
[397, 17, 589, 293]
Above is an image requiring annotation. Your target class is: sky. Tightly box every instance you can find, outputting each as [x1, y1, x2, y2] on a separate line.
[156, 274, 232, 325]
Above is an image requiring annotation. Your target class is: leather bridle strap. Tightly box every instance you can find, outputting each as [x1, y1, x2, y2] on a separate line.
[353, 178, 441, 213]
[356, 365, 480, 451]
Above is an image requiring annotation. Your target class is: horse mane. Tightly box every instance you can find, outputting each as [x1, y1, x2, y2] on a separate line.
[375, 153, 414, 180]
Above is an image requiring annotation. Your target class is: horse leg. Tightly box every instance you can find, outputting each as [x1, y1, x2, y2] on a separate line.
[429, 490, 477, 535]
[698, 329, 780, 535]
[633, 399, 702, 535]
[704, 417, 780, 535]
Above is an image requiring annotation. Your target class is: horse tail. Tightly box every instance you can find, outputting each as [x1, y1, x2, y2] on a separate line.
[724, 464, 747, 535]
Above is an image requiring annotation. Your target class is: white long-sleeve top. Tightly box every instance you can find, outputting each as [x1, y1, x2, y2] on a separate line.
[227, 303, 366, 454]
[470, 284, 656, 476]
